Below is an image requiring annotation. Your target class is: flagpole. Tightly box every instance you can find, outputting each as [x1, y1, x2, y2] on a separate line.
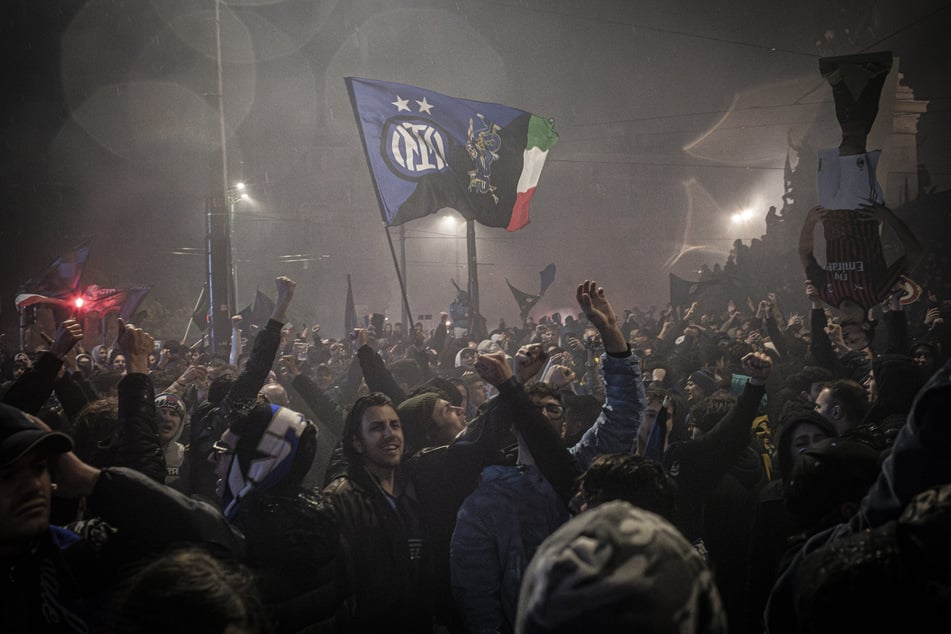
[466, 220, 479, 317]
[183, 286, 206, 343]
[383, 224, 414, 332]
[399, 224, 408, 332]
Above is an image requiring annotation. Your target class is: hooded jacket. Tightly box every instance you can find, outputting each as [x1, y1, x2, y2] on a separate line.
[863, 353, 925, 439]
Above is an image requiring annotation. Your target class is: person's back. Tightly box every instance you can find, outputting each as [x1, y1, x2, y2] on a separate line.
[451, 462, 568, 634]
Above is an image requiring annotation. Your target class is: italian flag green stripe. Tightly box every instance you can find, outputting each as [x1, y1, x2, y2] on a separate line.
[508, 116, 558, 231]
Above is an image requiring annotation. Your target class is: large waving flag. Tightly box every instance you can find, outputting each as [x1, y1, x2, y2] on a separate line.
[22, 239, 92, 298]
[346, 77, 558, 231]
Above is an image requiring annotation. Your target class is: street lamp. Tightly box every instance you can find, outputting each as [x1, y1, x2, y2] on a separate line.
[226, 182, 251, 312]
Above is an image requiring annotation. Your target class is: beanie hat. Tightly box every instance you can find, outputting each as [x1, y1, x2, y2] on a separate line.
[688, 368, 718, 396]
[155, 393, 186, 421]
[409, 376, 463, 407]
[397, 392, 440, 452]
[516, 500, 726, 634]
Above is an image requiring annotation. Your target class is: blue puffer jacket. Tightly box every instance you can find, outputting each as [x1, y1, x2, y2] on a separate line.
[568, 349, 645, 471]
[451, 464, 569, 634]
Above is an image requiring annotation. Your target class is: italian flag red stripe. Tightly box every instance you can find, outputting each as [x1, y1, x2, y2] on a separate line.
[506, 116, 558, 231]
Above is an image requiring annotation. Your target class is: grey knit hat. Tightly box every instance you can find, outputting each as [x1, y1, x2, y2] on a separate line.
[516, 500, 726, 634]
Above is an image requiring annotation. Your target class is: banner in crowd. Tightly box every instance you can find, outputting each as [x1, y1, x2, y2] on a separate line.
[346, 77, 559, 231]
[668, 273, 721, 310]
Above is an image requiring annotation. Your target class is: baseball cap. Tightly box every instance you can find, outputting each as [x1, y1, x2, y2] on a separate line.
[0, 403, 72, 468]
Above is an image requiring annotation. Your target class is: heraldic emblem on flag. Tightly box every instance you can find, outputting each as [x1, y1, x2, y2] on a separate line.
[346, 77, 558, 232]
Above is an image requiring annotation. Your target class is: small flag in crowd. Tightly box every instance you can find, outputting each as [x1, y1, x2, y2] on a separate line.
[506, 263, 556, 317]
[344, 274, 358, 336]
[506, 279, 541, 317]
[346, 77, 558, 231]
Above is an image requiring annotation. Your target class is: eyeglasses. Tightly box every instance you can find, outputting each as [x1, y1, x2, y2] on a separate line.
[536, 403, 564, 417]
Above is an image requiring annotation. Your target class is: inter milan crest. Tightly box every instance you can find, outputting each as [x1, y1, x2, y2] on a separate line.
[466, 113, 502, 204]
[382, 116, 451, 180]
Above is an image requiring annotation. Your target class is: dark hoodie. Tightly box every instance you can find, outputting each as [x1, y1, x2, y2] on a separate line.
[744, 408, 837, 634]
[863, 354, 925, 443]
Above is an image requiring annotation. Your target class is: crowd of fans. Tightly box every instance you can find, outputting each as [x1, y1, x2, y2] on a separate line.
[2, 263, 950, 633]
[3, 50, 951, 634]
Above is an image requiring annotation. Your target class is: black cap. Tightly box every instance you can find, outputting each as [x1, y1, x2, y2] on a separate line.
[0, 403, 73, 468]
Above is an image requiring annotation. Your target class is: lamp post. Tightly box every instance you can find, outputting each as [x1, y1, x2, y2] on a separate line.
[206, 193, 232, 354]
[226, 182, 248, 314]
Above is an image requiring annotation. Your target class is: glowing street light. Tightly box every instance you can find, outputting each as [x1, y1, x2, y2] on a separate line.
[731, 208, 755, 224]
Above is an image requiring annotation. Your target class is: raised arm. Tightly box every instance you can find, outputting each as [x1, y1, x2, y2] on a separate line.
[475, 351, 579, 503]
[859, 202, 924, 273]
[229, 314, 244, 367]
[799, 206, 828, 273]
[111, 318, 166, 483]
[354, 327, 407, 404]
[221, 276, 295, 416]
[1, 318, 83, 414]
[279, 354, 346, 439]
[687, 352, 770, 476]
[570, 280, 645, 470]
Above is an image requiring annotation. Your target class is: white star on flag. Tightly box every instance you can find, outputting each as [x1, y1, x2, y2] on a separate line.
[391, 95, 410, 112]
[416, 97, 434, 114]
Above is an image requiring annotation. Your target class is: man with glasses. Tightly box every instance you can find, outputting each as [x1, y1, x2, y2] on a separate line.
[526, 383, 566, 435]
[451, 279, 646, 634]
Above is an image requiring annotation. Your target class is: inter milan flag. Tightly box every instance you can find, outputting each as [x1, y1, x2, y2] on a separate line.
[346, 77, 558, 232]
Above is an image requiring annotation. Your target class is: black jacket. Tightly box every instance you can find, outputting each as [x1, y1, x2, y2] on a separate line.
[324, 465, 434, 633]
[0, 467, 244, 633]
[232, 486, 343, 633]
[663, 381, 766, 542]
